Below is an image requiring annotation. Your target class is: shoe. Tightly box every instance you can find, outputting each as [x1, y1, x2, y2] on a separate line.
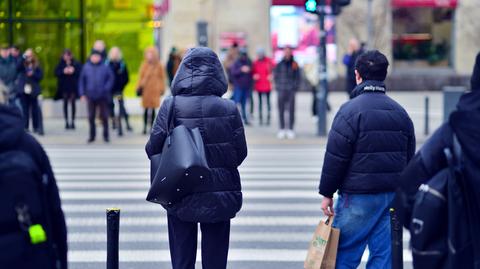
[142, 129, 147, 135]
[65, 123, 70, 130]
[126, 125, 133, 132]
[118, 132, 123, 137]
[71, 122, 75, 130]
[286, 130, 296, 140]
[277, 130, 286, 139]
[87, 138, 95, 144]
[104, 137, 110, 143]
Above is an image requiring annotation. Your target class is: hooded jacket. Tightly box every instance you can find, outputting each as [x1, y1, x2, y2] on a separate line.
[319, 80, 416, 198]
[145, 47, 248, 223]
[471, 52, 480, 91]
[0, 105, 67, 269]
[398, 90, 480, 267]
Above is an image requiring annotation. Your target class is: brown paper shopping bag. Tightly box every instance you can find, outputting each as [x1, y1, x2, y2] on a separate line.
[304, 216, 340, 269]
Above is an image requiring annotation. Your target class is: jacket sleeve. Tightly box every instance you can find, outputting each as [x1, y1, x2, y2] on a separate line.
[397, 124, 450, 227]
[54, 63, 63, 78]
[32, 67, 43, 82]
[230, 62, 242, 77]
[145, 97, 171, 158]
[122, 64, 129, 88]
[319, 112, 356, 198]
[78, 67, 86, 97]
[105, 67, 115, 92]
[232, 107, 247, 166]
[406, 116, 416, 162]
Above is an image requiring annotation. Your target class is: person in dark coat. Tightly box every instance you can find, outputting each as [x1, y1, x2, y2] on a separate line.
[0, 45, 18, 98]
[79, 51, 114, 143]
[319, 50, 416, 269]
[274, 47, 300, 139]
[17, 49, 44, 135]
[230, 48, 253, 125]
[397, 52, 480, 269]
[55, 49, 82, 130]
[343, 38, 363, 98]
[0, 103, 68, 269]
[145, 47, 247, 269]
[106, 47, 131, 136]
[166, 46, 181, 86]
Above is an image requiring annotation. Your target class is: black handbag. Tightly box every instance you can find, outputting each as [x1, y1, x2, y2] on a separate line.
[146, 97, 211, 206]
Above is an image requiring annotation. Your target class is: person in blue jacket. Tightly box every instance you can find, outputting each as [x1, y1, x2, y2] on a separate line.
[79, 51, 114, 143]
[146, 47, 247, 269]
[397, 51, 480, 269]
[319, 50, 416, 269]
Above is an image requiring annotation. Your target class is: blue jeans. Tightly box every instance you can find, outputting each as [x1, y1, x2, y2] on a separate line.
[233, 86, 249, 122]
[333, 192, 395, 269]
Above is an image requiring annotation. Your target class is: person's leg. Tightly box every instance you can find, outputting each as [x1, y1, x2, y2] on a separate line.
[333, 193, 381, 269]
[31, 96, 40, 132]
[150, 108, 156, 132]
[119, 96, 132, 131]
[143, 108, 149, 134]
[99, 99, 109, 141]
[366, 193, 395, 269]
[70, 93, 76, 129]
[87, 99, 96, 141]
[20, 95, 30, 129]
[34, 96, 44, 135]
[277, 91, 286, 130]
[167, 215, 198, 269]
[110, 98, 116, 129]
[200, 220, 230, 269]
[240, 89, 248, 123]
[266, 91, 271, 125]
[63, 93, 69, 129]
[257, 92, 263, 124]
[249, 88, 254, 116]
[116, 98, 123, 136]
[288, 91, 296, 130]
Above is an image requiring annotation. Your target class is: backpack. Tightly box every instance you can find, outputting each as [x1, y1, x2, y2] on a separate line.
[0, 149, 56, 268]
[410, 134, 474, 269]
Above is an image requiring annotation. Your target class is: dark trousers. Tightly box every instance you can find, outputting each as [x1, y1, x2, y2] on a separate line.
[20, 94, 41, 131]
[167, 214, 230, 269]
[87, 98, 109, 140]
[277, 90, 296, 130]
[63, 92, 76, 125]
[257, 91, 271, 124]
[233, 86, 249, 123]
[112, 96, 130, 135]
[143, 108, 156, 133]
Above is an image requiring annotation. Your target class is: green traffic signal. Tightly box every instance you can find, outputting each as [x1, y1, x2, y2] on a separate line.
[305, 0, 317, 13]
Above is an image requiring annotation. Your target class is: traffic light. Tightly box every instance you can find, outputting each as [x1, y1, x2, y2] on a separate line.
[305, 0, 317, 13]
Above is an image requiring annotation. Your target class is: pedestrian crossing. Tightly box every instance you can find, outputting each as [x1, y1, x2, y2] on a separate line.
[47, 145, 413, 269]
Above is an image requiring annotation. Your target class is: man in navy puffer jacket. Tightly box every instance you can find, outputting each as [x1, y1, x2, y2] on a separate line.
[146, 47, 247, 269]
[319, 50, 415, 269]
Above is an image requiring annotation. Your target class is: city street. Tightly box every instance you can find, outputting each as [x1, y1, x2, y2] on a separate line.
[37, 91, 441, 269]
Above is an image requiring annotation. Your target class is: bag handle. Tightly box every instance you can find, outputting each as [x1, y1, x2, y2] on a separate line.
[325, 216, 334, 226]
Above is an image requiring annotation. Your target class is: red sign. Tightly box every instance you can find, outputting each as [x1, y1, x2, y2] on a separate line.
[392, 0, 458, 8]
[272, 0, 305, 6]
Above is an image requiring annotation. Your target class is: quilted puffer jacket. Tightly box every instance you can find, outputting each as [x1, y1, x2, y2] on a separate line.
[319, 80, 416, 198]
[146, 47, 248, 223]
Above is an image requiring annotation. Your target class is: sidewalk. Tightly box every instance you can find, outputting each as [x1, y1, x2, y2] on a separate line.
[36, 91, 443, 146]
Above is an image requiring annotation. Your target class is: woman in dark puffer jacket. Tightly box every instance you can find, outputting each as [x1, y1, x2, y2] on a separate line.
[146, 47, 247, 269]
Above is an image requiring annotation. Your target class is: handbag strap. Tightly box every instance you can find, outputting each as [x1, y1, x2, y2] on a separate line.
[167, 96, 176, 135]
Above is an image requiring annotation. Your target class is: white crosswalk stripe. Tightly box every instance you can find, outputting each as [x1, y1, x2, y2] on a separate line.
[47, 145, 413, 269]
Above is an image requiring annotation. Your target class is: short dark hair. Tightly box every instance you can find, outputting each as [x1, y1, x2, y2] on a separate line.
[355, 50, 389, 82]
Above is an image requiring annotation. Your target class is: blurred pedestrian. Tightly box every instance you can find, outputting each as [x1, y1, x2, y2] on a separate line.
[79, 51, 114, 143]
[146, 47, 247, 269]
[166, 46, 181, 86]
[18, 49, 44, 135]
[343, 38, 363, 98]
[0, 45, 17, 102]
[319, 50, 415, 269]
[231, 48, 253, 125]
[223, 43, 239, 94]
[137, 47, 166, 135]
[107, 46, 132, 136]
[0, 94, 68, 269]
[91, 40, 107, 62]
[252, 47, 274, 125]
[396, 51, 480, 269]
[9, 45, 23, 69]
[54, 49, 82, 130]
[274, 47, 300, 139]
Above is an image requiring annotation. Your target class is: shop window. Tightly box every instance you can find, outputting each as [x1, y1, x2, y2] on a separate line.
[393, 7, 453, 67]
[12, 0, 81, 19]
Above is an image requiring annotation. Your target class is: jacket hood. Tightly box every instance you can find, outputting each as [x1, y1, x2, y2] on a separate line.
[350, 80, 386, 99]
[471, 52, 480, 91]
[171, 47, 227, 97]
[0, 105, 24, 150]
[450, 90, 480, 164]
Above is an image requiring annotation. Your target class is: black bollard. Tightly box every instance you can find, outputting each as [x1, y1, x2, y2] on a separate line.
[424, 96, 430, 136]
[390, 208, 403, 269]
[106, 208, 120, 269]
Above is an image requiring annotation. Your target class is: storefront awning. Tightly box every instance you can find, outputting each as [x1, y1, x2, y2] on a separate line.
[392, 0, 458, 8]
